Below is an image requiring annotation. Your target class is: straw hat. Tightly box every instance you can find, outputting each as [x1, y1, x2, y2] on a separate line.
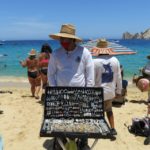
[28, 49, 36, 56]
[49, 24, 82, 42]
[137, 78, 150, 92]
[91, 39, 113, 56]
[97, 39, 108, 48]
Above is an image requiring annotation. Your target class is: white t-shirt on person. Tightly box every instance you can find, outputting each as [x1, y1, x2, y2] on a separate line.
[48, 45, 94, 87]
[94, 55, 122, 101]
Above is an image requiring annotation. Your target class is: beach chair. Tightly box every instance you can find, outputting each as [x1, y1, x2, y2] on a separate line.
[40, 86, 112, 150]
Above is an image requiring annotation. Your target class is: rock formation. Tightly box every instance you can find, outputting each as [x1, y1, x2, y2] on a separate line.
[122, 28, 150, 39]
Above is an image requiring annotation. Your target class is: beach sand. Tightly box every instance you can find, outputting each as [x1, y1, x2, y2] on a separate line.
[0, 81, 150, 150]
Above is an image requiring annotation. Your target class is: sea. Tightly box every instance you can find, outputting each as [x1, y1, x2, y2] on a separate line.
[0, 39, 150, 80]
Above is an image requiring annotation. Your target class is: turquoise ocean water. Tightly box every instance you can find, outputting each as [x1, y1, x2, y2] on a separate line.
[0, 39, 150, 79]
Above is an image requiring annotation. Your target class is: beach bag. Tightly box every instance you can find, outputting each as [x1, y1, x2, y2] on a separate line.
[128, 117, 150, 137]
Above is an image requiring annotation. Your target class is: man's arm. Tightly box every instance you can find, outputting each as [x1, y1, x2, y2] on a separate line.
[19, 59, 27, 67]
[116, 60, 122, 95]
[48, 54, 57, 86]
[84, 49, 94, 87]
[94, 61, 101, 87]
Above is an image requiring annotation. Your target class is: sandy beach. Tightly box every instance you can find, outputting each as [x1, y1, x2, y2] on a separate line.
[0, 80, 150, 150]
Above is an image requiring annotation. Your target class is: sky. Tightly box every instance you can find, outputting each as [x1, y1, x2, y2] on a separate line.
[0, 0, 150, 40]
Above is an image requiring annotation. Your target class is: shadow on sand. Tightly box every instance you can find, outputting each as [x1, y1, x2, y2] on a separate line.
[112, 99, 128, 108]
[129, 99, 147, 105]
[43, 139, 54, 150]
[0, 91, 13, 94]
[21, 95, 34, 98]
[0, 110, 3, 114]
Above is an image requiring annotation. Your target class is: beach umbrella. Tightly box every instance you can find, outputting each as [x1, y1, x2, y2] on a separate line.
[81, 40, 137, 56]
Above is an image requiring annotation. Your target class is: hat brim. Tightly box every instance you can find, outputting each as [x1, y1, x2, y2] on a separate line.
[49, 33, 82, 42]
[91, 47, 113, 56]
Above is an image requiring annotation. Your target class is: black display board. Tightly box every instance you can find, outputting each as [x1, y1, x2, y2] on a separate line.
[40, 86, 111, 138]
[44, 87, 104, 119]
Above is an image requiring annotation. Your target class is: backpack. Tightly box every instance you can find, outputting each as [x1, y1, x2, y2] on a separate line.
[128, 117, 150, 137]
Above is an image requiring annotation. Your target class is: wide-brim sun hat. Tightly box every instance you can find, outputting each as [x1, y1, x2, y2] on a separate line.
[49, 24, 82, 42]
[96, 39, 108, 48]
[91, 38, 114, 56]
[91, 47, 114, 56]
[137, 78, 150, 92]
[28, 49, 37, 56]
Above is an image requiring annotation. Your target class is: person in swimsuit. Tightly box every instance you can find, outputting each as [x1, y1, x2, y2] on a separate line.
[20, 49, 41, 99]
[39, 44, 52, 99]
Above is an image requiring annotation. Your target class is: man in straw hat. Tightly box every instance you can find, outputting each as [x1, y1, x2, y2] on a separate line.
[94, 39, 122, 135]
[48, 24, 94, 87]
[20, 49, 41, 99]
[48, 24, 94, 149]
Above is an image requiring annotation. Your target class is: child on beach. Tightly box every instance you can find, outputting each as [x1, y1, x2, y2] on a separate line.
[20, 49, 41, 99]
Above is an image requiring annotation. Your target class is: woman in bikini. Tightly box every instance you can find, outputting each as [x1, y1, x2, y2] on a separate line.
[38, 44, 52, 99]
[20, 49, 41, 99]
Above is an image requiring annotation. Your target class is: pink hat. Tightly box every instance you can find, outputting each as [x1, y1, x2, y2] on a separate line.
[137, 78, 150, 92]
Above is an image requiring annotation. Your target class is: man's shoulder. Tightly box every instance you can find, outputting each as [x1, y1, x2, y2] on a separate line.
[80, 46, 91, 55]
[93, 58, 103, 66]
[52, 47, 63, 55]
[110, 56, 119, 61]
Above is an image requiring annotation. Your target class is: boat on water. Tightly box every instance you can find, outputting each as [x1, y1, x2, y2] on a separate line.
[0, 54, 7, 57]
[0, 42, 4, 45]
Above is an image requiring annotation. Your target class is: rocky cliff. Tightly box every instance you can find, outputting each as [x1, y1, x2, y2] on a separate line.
[122, 28, 150, 39]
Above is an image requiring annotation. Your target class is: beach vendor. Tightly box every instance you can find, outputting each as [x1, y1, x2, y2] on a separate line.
[48, 24, 94, 150]
[93, 39, 122, 135]
[39, 43, 52, 100]
[20, 49, 41, 99]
